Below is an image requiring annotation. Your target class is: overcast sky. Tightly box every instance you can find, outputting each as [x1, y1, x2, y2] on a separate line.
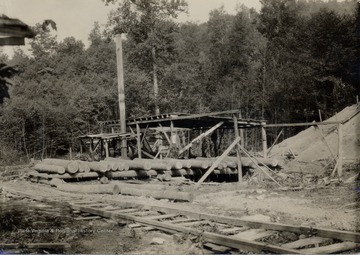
[0, 0, 261, 56]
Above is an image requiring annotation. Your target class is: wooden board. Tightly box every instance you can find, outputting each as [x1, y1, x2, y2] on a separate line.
[300, 242, 360, 254]
[232, 229, 276, 241]
[219, 226, 250, 234]
[145, 214, 178, 220]
[282, 236, 331, 249]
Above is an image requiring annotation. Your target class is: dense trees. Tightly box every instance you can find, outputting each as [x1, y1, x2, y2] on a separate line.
[0, 0, 358, 163]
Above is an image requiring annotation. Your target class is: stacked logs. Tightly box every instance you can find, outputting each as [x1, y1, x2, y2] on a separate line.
[29, 157, 282, 184]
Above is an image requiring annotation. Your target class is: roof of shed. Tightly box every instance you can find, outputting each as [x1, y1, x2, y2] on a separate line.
[99, 110, 265, 130]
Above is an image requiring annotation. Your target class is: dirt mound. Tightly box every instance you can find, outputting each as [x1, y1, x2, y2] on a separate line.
[271, 104, 360, 167]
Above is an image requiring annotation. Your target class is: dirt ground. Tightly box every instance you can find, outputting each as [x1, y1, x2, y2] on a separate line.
[1, 169, 359, 254]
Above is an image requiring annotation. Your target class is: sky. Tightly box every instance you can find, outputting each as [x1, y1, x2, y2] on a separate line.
[0, 0, 261, 57]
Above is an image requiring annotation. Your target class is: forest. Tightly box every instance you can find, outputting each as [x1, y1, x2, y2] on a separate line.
[0, 0, 358, 164]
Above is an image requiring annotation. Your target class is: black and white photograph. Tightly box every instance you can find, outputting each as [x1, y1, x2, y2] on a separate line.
[0, 0, 359, 254]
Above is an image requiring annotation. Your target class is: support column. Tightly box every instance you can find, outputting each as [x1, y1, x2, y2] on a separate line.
[337, 123, 343, 178]
[115, 34, 127, 158]
[104, 141, 109, 158]
[136, 123, 142, 159]
[233, 114, 242, 183]
[261, 122, 267, 159]
[239, 111, 245, 148]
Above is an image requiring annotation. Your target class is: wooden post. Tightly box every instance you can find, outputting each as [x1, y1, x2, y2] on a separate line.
[104, 141, 109, 158]
[239, 111, 245, 148]
[136, 123, 142, 159]
[337, 123, 343, 178]
[261, 122, 267, 159]
[115, 34, 127, 158]
[170, 120, 175, 151]
[233, 114, 242, 183]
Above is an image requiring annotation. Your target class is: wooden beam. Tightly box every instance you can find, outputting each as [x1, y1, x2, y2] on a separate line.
[136, 124, 142, 159]
[265, 121, 341, 128]
[115, 34, 127, 158]
[261, 122, 267, 158]
[233, 114, 242, 183]
[179, 121, 224, 155]
[195, 136, 241, 187]
[267, 129, 283, 157]
[0, 243, 70, 249]
[281, 236, 331, 249]
[337, 123, 343, 177]
[237, 145, 282, 187]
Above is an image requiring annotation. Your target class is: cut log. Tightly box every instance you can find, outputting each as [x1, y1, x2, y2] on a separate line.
[100, 176, 109, 184]
[105, 157, 151, 170]
[51, 172, 100, 180]
[118, 186, 194, 202]
[88, 162, 109, 173]
[34, 163, 66, 174]
[42, 158, 79, 174]
[56, 183, 118, 195]
[187, 159, 210, 169]
[157, 173, 172, 182]
[159, 159, 183, 169]
[49, 178, 64, 187]
[133, 158, 172, 171]
[28, 171, 51, 179]
[177, 160, 192, 169]
[226, 157, 280, 168]
[106, 170, 157, 179]
[76, 161, 91, 173]
[112, 181, 168, 192]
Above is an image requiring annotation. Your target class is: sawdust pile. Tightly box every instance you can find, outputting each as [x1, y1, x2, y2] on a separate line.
[271, 104, 360, 173]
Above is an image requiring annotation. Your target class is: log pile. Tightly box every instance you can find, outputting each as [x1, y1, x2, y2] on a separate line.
[29, 156, 282, 184]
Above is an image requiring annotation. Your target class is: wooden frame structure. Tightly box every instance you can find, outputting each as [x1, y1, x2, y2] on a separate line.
[97, 110, 264, 160]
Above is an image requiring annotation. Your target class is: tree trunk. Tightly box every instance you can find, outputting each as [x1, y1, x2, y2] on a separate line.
[152, 46, 159, 115]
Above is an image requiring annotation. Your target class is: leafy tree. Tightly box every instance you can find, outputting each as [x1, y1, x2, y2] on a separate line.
[104, 0, 188, 115]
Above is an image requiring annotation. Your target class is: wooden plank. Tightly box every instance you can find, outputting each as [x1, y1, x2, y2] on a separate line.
[145, 213, 178, 220]
[169, 218, 195, 224]
[265, 121, 341, 128]
[104, 207, 123, 211]
[282, 236, 331, 249]
[177, 220, 206, 227]
[85, 203, 106, 207]
[108, 208, 140, 213]
[232, 229, 276, 241]
[300, 242, 360, 254]
[128, 223, 143, 228]
[127, 110, 242, 125]
[219, 226, 249, 234]
[0, 243, 70, 249]
[74, 216, 102, 221]
[337, 123, 343, 177]
[196, 137, 241, 187]
[204, 242, 231, 253]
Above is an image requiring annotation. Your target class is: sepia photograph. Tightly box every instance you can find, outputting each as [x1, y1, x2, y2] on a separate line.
[0, 0, 359, 254]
